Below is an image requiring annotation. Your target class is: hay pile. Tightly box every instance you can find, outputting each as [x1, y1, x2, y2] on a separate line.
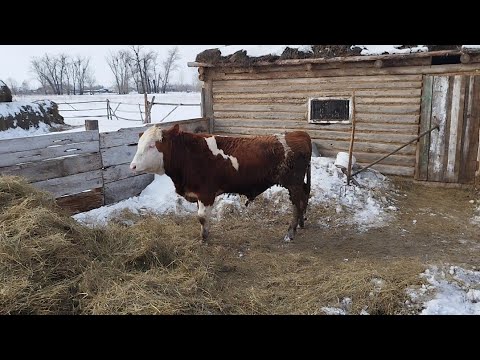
[0, 176, 222, 314]
[0, 176, 425, 314]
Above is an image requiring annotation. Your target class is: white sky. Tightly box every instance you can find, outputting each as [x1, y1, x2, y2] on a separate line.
[0, 45, 222, 88]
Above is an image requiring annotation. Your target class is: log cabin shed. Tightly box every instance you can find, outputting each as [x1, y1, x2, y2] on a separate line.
[189, 45, 480, 185]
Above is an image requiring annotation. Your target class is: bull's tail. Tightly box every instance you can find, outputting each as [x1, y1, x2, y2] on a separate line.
[304, 158, 311, 200]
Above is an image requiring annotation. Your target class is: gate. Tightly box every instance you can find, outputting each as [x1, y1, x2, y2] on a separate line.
[416, 75, 480, 183]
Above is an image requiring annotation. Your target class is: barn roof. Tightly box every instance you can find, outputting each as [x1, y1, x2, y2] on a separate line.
[188, 45, 480, 68]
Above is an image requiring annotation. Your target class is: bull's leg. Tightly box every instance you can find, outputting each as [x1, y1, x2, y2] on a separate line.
[285, 186, 307, 242]
[197, 199, 213, 241]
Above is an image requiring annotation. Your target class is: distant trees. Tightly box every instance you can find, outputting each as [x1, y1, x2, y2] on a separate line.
[159, 47, 180, 94]
[106, 50, 131, 94]
[106, 45, 181, 94]
[30, 54, 95, 95]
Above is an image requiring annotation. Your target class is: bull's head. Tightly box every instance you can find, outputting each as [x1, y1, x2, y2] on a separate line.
[130, 124, 180, 175]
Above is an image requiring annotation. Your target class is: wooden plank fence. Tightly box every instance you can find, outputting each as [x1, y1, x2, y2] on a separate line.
[0, 117, 209, 213]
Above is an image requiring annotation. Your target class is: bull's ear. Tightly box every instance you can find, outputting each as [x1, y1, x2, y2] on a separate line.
[138, 132, 144, 139]
[171, 124, 180, 136]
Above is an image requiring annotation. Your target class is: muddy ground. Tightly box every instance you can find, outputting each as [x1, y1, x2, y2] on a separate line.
[203, 178, 479, 267]
[155, 178, 480, 314]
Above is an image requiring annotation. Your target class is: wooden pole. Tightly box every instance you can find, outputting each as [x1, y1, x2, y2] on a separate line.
[144, 92, 149, 123]
[149, 96, 155, 122]
[85, 119, 99, 130]
[346, 92, 356, 186]
[106, 99, 110, 120]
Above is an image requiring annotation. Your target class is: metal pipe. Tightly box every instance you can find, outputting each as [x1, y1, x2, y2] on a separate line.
[349, 124, 440, 179]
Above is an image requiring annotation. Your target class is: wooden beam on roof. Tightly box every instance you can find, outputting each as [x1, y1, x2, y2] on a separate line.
[188, 50, 464, 68]
[188, 62, 215, 67]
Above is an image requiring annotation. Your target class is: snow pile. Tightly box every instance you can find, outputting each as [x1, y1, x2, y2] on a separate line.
[217, 45, 433, 58]
[74, 156, 394, 232]
[0, 100, 46, 118]
[321, 297, 369, 315]
[356, 45, 428, 56]
[0, 121, 58, 140]
[408, 265, 480, 315]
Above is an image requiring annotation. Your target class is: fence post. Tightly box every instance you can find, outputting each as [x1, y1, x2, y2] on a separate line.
[143, 93, 150, 124]
[149, 96, 155, 122]
[85, 119, 99, 130]
[106, 99, 111, 120]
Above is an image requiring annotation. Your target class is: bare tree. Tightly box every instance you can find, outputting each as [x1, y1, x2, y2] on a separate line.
[66, 59, 77, 95]
[127, 45, 158, 93]
[160, 46, 180, 93]
[86, 71, 96, 95]
[129, 45, 147, 93]
[106, 50, 132, 94]
[66, 56, 91, 95]
[30, 57, 52, 94]
[5, 78, 19, 95]
[30, 53, 69, 95]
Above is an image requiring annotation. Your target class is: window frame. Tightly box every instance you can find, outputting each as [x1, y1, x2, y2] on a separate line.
[307, 96, 353, 124]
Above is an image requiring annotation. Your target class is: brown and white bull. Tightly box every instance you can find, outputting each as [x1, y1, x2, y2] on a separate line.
[130, 124, 312, 242]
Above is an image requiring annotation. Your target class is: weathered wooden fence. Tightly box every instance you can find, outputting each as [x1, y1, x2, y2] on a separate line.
[0, 117, 209, 213]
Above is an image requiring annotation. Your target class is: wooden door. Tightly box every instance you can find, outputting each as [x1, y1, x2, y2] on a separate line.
[416, 75, 480, 183]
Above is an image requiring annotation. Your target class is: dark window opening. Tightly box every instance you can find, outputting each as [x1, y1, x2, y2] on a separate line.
[431, 55, 461, 65]
[310, 99, 350, 121]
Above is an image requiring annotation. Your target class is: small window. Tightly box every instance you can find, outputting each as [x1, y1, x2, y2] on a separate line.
[308, 97, 352, 124]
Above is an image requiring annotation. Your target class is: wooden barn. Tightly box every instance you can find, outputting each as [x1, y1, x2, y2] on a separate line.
[189, 46, 480, 185]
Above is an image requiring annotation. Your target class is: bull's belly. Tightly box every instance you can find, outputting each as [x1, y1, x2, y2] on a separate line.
[222, 182, 276, 200]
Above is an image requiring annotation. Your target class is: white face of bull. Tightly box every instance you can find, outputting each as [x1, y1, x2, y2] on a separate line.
[130, 126, 165, 175]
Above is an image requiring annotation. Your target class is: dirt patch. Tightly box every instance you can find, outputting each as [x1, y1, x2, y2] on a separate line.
[311, 45, 362, 58]
[195, 45, 473, 66]
[196, 45, 365, 65]
[425, 45, 462, 52]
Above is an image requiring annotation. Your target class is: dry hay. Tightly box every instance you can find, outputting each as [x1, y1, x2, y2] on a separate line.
[0, 176, 426, 314]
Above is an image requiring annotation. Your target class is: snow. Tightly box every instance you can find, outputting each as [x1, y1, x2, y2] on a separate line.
[321, 307, 346, 315]
[216, 44, 480, 59]
[0, 100, 45, 117]
[408, 265, 480, 315]
[0, 121, 59, 140]
[74, 156, 393, 232]
[13, 92, 201, 133]
[356, 45, 428, 56]
[216, 45, 433, 58]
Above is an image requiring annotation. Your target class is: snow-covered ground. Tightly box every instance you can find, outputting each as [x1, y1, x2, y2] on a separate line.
[73, 156, 394, 231]
[408, 265, 480, 315]
[12, 92, 201, 134]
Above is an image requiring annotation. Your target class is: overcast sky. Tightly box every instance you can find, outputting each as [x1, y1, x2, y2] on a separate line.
[0, 45, 222, 88]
